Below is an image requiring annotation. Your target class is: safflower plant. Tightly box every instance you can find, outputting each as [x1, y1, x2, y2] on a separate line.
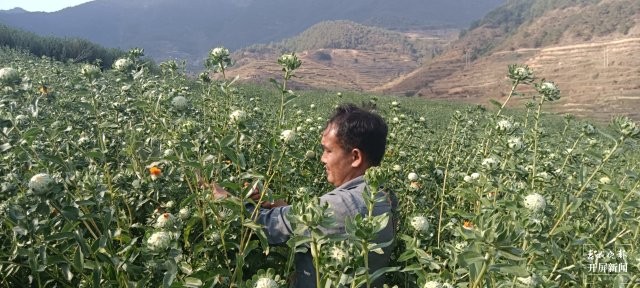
[0, 45, 638, 288]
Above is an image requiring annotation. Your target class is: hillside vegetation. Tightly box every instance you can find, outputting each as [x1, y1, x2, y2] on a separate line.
[379, 0, 640, 122]
[2, 45, 639, 287]
[0, 0, 504, 70]
[241, 20, 446, 61]
[0, 23, 125, 68]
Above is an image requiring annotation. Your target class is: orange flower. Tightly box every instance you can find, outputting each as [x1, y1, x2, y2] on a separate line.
[149, 166, 162, 180]
[463, 220, 474, 230]
[410, 181, 421, 189]
[39, 85, 49, 95]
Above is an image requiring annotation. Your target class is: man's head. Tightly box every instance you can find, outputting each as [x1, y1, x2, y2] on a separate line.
[321, 103, 388, 187]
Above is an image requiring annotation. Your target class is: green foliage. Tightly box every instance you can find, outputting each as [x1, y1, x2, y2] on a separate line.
[242, 20, 445, 61]
[0, 23, 126, 69]
[466, 0, 638, 53]
[1, 46, 640, 288]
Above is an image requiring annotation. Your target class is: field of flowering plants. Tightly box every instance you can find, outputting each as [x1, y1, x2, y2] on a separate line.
[1, 45, 639, 288]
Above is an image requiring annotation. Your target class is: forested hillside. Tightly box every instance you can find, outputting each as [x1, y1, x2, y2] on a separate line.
[0, 23, 125, 68]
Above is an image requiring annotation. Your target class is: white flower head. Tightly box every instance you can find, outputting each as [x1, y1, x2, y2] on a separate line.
[229, 110, 247, 124]
[29, 173, 53, 194]
[508, 137, 524, 151]
[410, 216, 429, 233]
[147, 231, 172, 251]
[408, 172, 419, 181]
[280, 129, 295, 143]
[304, 150, 315, 159]
[254, 277, 278, 288]
[392, 117, 400, 123]
[113, 58, 133, 72]
[210, 47, 230, 59]
[482, 157, 499, 170]
[0, 67, 21, 87]
[523, 193, 546, 213]
[496, 119, 513, 132]
[599, 176, 611, 184]
[391, 101, 399, 107]
[171, 96, 188, 110]
[516, 274, 540, 286]
[178, 207, 190, 220]
[329, 246, 348, 262]
[154, 213, 176, 229]
[392, 165, 401, 171]
[80, 64, 101, 79]
[423, 281, 442, 288]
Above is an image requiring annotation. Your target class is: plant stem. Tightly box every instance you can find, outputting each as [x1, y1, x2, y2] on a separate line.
[471, 253, 491, 288]
[530, 95, 545, 189]
[437, 120, 458, 248]
[549, 141, 619, 235]
[496, 79, 520, 117]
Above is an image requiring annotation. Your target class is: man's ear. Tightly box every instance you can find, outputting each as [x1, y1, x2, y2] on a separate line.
[351, 148, 365, 168]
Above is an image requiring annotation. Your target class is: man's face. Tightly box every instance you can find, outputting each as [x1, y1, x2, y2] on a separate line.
[321, 125, 357, 187]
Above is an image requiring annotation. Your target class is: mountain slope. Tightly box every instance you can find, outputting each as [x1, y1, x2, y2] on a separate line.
[227, 20, 457, 91]
[0, 0, 504, 69]
[378, 0, 640, 121]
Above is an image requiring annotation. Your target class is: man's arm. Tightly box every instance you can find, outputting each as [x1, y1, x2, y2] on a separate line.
[245, 204, 294, 245]
[209, 182, 293, 245]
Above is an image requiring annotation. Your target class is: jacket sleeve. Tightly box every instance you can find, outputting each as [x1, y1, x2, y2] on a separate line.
[246, 204, 294, 245]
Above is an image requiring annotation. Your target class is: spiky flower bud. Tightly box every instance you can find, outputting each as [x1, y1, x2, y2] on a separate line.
[278, 53, 302, 71]
[613, 116, 639, 139]
[147, 231, 172, 251]
[80, 64, 101, 80]
[410, 216, 429, 233]
[29, 173, 53, 195]
[113, 58, 133, 72]
[171, 96, 188, 110]
[537, 81, 560, 101]
[523, 193, 546, 213]
[0, 67, 21, 87]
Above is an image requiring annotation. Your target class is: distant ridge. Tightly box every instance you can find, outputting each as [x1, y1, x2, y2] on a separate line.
[378, 0, 640, 121]
[0, 0, 505, 69]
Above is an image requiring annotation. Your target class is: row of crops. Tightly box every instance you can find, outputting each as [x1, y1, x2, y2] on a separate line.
[1, 46, 639, 287]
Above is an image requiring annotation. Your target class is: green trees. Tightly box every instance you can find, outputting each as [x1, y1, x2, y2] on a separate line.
[0, 23, 124, 68]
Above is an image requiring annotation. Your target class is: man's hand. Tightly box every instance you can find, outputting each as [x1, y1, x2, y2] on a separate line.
[211, 183, 230, 200]
[248, 190, 288, 209]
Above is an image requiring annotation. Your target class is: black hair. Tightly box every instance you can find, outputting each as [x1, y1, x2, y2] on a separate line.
[326, 103, 388, 166]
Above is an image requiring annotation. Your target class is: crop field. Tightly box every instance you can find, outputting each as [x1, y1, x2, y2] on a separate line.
[1, 46, 639, 287]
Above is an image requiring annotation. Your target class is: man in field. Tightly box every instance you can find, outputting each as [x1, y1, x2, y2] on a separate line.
[213, 103, 396, 287]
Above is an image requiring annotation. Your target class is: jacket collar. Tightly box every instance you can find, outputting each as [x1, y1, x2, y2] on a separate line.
[336, 175, 365, 190]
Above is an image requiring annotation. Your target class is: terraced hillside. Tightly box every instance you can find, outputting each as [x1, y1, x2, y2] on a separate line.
[230, 49, 420, 91]
[399, 38, 640, 122]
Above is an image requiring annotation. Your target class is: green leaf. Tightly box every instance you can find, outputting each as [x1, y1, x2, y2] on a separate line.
[62, 263, 74, 281]
[183, 277, 203, 288]
[45, 232, 75, 242]
[488, 263, 529, 277]
[92, 267, 102, 287]
[283, 93, 298, 106]
[61, 206, 80, 221]
[74, 247, 84, 272]
[163, 260, 177, 288]
[369, 266, 399, 283]
[0, 142, 11, 152]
